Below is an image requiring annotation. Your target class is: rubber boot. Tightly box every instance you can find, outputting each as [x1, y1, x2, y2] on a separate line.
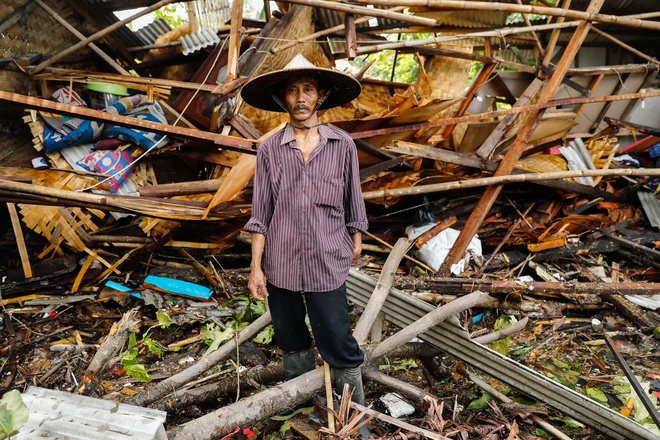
[333, 366, 372, 439]
[271, 347, 316, 420]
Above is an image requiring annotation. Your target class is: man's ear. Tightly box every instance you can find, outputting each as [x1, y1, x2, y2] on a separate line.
[318, 88, 325, 99]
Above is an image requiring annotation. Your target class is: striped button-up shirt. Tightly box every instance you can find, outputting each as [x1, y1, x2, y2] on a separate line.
[245, 124, 368, 292]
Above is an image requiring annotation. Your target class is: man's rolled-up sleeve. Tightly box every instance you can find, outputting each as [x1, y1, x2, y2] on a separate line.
[344, 143, 368, 234]
[245, 147, 274, 236]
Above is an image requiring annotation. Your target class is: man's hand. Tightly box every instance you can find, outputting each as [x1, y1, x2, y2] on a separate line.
[248, 267, 267, 301]
[351, 232, 362, 266]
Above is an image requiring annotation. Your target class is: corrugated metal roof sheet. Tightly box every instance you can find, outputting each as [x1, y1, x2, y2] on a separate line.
[134, 18, 172, 45]
[180, 29, 220, 56]
[638, 191, 660, 229]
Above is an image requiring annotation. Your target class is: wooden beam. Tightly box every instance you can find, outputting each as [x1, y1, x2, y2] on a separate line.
[279, 0, 436, 27]
[543, 0, 571, 66]
[441, 63, 496, 149]
[31, 0, 177, 74]
[439, 0, 605, 275]
[350, 87, 660, 140]
[400, 45, 535, 74]
[7, 203, 32, 279]
[589, 73, 630, 133]
[356, 0, 660, 31]
[187, 1, 198, 33]
[0, 91, 256, 153]
[362, 168, 660, 201]
[590, 27, 658, 64]
[344, 13, 357, 60]
[60, 0, 134, 65]
[35, 68, 218, 92]
[226, 0, 244, 82]
[0, 0, 35, 34]
[389, 141, 617, 199]
[270, 7, 405, 54]
[34, 0, 130, 76]
[515, 0, 545, 59]
[618, 67, 658, 122]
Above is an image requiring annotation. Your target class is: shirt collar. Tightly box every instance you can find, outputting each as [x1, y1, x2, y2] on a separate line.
[280, 123, 342, 148]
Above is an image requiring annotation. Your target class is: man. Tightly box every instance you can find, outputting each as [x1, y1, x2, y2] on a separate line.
[241, 54, 369, 431]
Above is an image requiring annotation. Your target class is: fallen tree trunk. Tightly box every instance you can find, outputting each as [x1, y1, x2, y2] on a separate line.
[132, 311, 271, 406]
[152, 363, 284, 412]
[473, 317, 529, 344]
[77, 309, 139, 395]
[353, 237, 413, 343]
[370, 291, 490, 359]
[168, 280, 485, 439]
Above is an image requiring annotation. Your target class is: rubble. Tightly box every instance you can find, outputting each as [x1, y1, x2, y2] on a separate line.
[0, 0, 660, 439]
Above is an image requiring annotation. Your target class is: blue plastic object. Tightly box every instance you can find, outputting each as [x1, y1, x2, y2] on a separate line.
[105, 276, 213, 301]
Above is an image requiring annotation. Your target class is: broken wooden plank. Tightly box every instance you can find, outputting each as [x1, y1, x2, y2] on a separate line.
[7, 203, 32, 279]
[0, 91, 256, 154]
[440, 0, 605, 275]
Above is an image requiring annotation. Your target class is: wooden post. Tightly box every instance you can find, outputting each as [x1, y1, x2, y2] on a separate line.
[263, 0, 271, 19]
[589, 73, 630, 132]
[515, 0, 545, 59]
[324, 362, 335, 433]
[31, 0, 176, 74]
[34, 0, 130, 76]
[344, 13, 357, 60]
[475, 78, 543, 159]
[187, 1, 198, 33]
[7, 203, 32, 279]
[227, 0, 244, 82]
[441, 63, 495, 149]
[543, 0, 571, 66]
[439, 0, 606, 275]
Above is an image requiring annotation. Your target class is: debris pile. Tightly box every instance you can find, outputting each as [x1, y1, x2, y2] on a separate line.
[0, 0, 659, 439]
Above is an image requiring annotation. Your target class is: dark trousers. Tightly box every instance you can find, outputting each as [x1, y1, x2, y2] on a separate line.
[267, 281, 364, 369]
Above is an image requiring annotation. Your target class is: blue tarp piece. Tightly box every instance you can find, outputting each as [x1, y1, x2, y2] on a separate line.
[105, 276, 213, 300]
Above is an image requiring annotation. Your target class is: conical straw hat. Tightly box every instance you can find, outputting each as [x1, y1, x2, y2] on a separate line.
[241, 53, 361, 112]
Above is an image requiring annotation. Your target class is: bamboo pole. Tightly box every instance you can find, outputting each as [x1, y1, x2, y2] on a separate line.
[353, 237, 414, 343]
[354, 0, 660, 31]
[356, 20, 581, 56]
[271, 7, 405, 54]
[31, 0, 176, 74]
[590, 27, 658, 64]
[324, 362, 335, 433]
[7, 203, 32, 279]
[34, 0, 130, 76]
[279, 0, 436, 27]
[362, 168, 660, 200]
[35, 68, 217, 92]
[516, 0, 545, 59]
[351, 88, 660, 139]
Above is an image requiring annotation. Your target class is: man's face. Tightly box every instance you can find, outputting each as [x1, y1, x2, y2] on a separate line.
[283, 76, 325, 122]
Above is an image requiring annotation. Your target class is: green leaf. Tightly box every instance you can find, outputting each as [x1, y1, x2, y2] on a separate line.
[279, 421, 291, 435]
[489, 336, 513, 355]
[549, 416, 585, 430]
[253, 325, 274, 345]
[122, 347, 139, 362]
[550, 357, 570, 370]
[467, 392, 493, 411]
[493, 314, 517, 332]
[249, 301, 266, 318]
[128, 332, 137, 348]
[156, 310, 171, 327]
[584, 388, 608, 405]
[201, 324, 235, 357]
[124, 363, 151, 383]
[0, 390, 29, 440]
[143, 338, 164, 357]
[535, 427, 553, 439]
[392, 359, 418, 371]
